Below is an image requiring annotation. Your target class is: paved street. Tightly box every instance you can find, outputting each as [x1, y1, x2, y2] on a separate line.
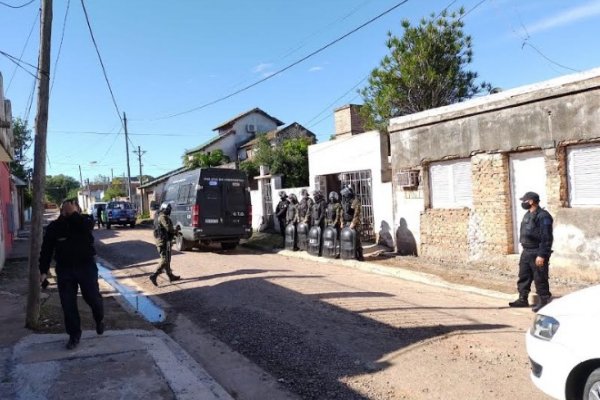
[95, 226, 548, 400]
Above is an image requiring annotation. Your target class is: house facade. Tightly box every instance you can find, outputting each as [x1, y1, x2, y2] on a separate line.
[239, 122, 316, 161]
[0, 72, 15, 270]
[389, 68, 600, 272]
[185, 108, 284, 163]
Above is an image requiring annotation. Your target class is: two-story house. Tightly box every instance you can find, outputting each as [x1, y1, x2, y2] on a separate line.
[238, 122, 317, 161]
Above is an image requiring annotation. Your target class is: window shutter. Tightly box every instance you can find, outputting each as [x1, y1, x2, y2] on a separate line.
[452, 162, 473, 207]
[569, 145, 600, 206]
[430, 163, 450, 208]
[430, 159, 472, 208]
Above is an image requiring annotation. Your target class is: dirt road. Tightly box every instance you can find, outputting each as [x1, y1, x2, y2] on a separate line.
[95, 227, 548, 400]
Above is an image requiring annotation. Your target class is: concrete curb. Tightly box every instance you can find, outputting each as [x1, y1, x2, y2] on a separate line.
[242, 244, 514, 301]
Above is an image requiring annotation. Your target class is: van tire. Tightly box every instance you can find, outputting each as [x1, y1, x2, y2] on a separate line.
[174, 235, 193, 251]
[106, 223, 111, 230]
[584, 368, 600, 400]
[220, 241, 238, 251]
[129, 222, 136, 228]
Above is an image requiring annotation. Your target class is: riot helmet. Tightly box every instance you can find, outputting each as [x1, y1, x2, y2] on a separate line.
[289, 193, 298, 203]
[328, 191, 339, 202]
[340, 185, 355, 201]
[312, 190, 323, 202]
[279, 190, 287, 199]
[159, 202, 172, 216]
[300, 188, 309, 198]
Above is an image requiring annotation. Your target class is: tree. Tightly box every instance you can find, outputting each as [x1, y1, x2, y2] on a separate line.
[359, 8, 491, 132]
[45, 174, 80, 204]
[10, 118, 33, 180]
[103, 185, 126, 201]
[250, 136, 311, 187]
[183, 149, 230, 169]
[239, 158, 259, 184]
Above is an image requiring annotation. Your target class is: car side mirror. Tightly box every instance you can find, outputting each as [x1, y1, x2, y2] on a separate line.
[150, 201, 159, 211]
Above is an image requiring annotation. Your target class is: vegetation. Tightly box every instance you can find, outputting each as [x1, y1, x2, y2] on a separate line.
[359, 8, 491, 132]
[183, 149, 230, 169]
[10, 118, 32, 181]
[45, 175, 80, 204]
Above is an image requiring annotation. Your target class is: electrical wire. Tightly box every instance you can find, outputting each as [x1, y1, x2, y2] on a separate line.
[0, 0, 36, 8]
[50, 0, 71, 94]
[152, 0, 411, 121]
[48, 129, 198, 137]
[0, 49, 39, 79]
[6, 8, 39, 93]
[80, 0, 123, 125]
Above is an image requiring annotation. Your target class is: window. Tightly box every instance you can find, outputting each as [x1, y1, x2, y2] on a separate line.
[568, 144, 600, 206]
[177, 184, 192, 204]
[429, 159, 472, 208]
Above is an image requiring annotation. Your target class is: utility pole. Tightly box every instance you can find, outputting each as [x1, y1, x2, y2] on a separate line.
[133, 145, 146, 213]
[26, 0, 52, 329]
[123, 112, 132, 201]
[78, 164, 85, 210]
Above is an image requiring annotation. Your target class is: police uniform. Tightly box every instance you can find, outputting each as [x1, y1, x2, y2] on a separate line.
[325, 199, 342, 234]
[342, 198, 364, 261]
[152, 212, 178, 281]
[39, 212, 104, 346]
[275, 195, 289, 243]
[311, 194, 327, 231]
[298, 194, 314, 226]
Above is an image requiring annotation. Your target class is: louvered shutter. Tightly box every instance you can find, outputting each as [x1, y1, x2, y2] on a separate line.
[430, 163, 450, 208]
[568, 144, 600, 206]
[430, 159, 472, 208]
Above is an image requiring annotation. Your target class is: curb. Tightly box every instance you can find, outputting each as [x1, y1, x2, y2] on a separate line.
[242, 243, 514, 301]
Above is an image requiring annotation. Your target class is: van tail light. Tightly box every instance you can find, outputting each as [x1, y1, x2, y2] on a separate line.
[192, 205, 200, 227]
[247, 204, 252, 225]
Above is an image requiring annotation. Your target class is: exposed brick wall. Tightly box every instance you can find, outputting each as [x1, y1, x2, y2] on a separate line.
[334, 104, 365, 136]
[544, 146, 567, 213]
[420, 208, 470, 261]
[470, 153, 514, 258]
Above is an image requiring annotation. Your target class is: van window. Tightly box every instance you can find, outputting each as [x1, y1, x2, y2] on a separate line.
[164, 184, 178, 202]
[177, 184, 192, 204]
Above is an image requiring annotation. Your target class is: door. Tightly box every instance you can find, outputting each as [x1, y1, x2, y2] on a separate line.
[509, 151, 547, 253]
[339, 169, 375, 242]
[223, 181, 248, 229]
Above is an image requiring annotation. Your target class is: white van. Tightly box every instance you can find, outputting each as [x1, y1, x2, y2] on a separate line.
[526, 284, 600, 400]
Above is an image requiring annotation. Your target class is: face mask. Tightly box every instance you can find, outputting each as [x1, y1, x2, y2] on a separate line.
[521, 201, 532, 210]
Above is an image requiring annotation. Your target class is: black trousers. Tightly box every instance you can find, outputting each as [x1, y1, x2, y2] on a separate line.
[278, 219, 286, 240]
[56, 265, 104, 339]
[517, 249, 552, 299]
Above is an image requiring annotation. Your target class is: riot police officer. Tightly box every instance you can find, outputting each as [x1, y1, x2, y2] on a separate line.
[298, 188, 314, 226]
[149, 203, 181, 286]
[39, 199, 104, 350]
[509, 191, 554, 312]
[326, 191, 342, 235]
[275, 191, 289, 247]
[311, 190, 327, 231]
[286, 194, 299, 250]
[340, 186, 364, 261]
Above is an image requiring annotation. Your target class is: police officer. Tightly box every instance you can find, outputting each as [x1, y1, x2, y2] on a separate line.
[311, 190, 327, 231]
[275, 191, 289, 247]
[298, 188, 314, 227]
[39, 199, 104, 350]
[149, 203, 181, 286]
[341, 186, 364, 261]
[96, 204, 104, 229]
[286, 194, 299, 250]
[509, 191, 554, 312]
[326, 191, 342, 236]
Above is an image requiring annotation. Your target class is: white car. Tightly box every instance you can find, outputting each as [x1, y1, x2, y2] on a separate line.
[526, 284, 600, 400]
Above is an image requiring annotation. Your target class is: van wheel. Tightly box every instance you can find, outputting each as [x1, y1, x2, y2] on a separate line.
[174, 234, 193, 251]
[584, 368, 600, 400]
[129, 222, 136, 228]
[106, 223, 111, 230]
[221, 241, 238, 251]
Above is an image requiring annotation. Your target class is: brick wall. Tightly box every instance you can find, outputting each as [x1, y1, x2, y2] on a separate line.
[469, 153, 514, 259]
[544, 147, 567, 213]
[420, 208, 470, 261]
[334, 104, 365, 137]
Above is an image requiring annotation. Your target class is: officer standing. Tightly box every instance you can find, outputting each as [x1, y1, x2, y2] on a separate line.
[149, 203, 181, 286]
[275, 191, 289, 247]
[341, 186, 364, 261]
[286, 194, 299, 250]
[39, 199, 104, 350]
[298, 188, 314, 227]
[311, 190, 327, 231]
[96, 204, 104, 229]
[509, 191, 554, 312]
[325, 191, 342, 236]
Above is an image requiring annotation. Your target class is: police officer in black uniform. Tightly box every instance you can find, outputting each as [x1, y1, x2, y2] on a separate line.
[275, 191, 289, 247]
[298, 188, 314, 227]
[39, 199, 104, 350]
[509, 191, 554, 312]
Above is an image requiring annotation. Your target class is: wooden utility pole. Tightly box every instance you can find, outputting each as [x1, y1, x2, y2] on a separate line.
[123, 112, 132, 200]
[133, 145, 146, 212]
[26, 0, 53, 329]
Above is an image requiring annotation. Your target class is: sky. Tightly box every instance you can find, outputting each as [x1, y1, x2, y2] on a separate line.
[1, 0, 600, 184]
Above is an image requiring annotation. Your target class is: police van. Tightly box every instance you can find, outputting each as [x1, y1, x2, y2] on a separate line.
[153, 168, 252, 251]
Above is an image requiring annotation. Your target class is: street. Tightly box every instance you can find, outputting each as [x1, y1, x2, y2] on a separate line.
[95, 226, 547, 400]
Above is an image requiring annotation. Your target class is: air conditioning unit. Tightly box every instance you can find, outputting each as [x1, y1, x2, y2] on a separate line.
[397, 170, 419, 188]
[246, 124, 257, 133]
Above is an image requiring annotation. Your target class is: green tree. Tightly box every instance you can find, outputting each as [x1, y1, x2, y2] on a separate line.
[359, 8, 491, 132]
[250, 136, 311, 187]
[102, 185, 126, 201]
[45, 174, 80, 204]
[183, 149, 230, 168]
[239, 158, 259, 183]
[10, 118, 33, 180]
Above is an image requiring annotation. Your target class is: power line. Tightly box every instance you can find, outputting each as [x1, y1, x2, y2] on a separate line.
[6, 9, 39, 93]
[0, 0, 36, 8]
[48, 129, 198, 137]
[50, 0, 71, 94]
[152, 0, 411, 121]
[460, 0, 489, 20]
[0, 49, 40, 79]
[80, 0, 123, 125]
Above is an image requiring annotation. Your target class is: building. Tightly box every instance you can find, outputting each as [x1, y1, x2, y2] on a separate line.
[238, 122, 317, 161]
[138, 167, 188, 215]
[185, 107, 284, 163]
[0, 72, 15, 270]
[389, 68, 600, 272]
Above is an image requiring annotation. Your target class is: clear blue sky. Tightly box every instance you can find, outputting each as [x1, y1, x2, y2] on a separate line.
[1, 0, 600, 183]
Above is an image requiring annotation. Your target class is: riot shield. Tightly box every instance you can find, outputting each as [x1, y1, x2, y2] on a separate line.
[307, 226, 322, 256]
[297, 222, 309, 251]
[322, 226, 339, 259]
[285, 223, 297, 251]
[340, 227, 356, 260]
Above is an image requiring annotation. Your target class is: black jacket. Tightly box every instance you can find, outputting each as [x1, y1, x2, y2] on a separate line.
[39, 213, 96, 274]
[520, 208, 554, 258]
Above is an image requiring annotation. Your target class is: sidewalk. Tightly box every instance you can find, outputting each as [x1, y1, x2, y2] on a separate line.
[0, 222, 232, 400]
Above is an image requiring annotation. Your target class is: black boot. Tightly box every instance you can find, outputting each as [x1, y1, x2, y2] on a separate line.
[66, 335, 80, 350]
[532, 296, 551, 312]
[149, 274, 158, 287]
[508, 295, 529, 308]
[168, 273, 181, 282]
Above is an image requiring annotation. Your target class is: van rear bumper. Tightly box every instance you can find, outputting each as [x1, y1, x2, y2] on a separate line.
[186, 227, 252, 242]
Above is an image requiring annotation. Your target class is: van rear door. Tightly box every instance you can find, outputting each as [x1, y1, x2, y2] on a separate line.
[223, 181, 248, 228]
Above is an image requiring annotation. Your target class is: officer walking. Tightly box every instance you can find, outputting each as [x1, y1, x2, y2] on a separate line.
[149, 203, 181, 286]
[340, 186, 364, 261]
[275, 191, 289, 247]
[96, 204, 104, 229]
[39, 199, 104, 350]
[509, 191, 554, 312]
[298, 188, 314, 227]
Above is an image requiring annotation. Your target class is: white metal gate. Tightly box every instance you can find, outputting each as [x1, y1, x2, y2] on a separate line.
[340, 170, 374, 242]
